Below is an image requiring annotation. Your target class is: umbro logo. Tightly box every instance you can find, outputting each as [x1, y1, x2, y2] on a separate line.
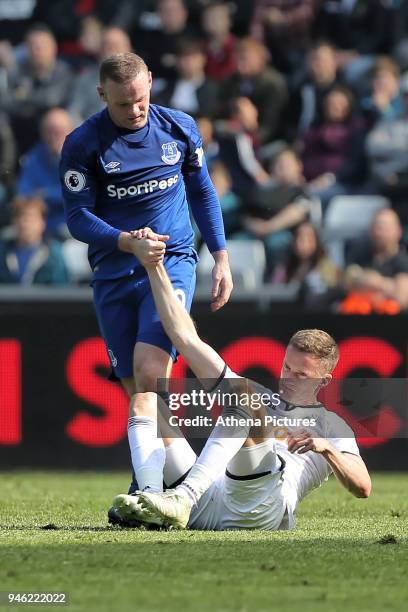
[104, 161, 121, 173]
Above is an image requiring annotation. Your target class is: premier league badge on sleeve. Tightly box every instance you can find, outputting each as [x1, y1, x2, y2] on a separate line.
[64, 170, 86, 192]
[161, 142, 181, 165]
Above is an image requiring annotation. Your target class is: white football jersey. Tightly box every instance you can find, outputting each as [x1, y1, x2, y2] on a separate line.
[275, 409, 360, 501]
[223, 367, 360, 519]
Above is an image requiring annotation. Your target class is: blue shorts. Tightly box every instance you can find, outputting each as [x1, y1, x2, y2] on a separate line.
[92, 251, 198, 380]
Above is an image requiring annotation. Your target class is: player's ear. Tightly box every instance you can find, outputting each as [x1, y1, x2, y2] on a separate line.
[320, 374, 332, 389]
[148, 71, 153, 90]
[97, 86, 105, 100]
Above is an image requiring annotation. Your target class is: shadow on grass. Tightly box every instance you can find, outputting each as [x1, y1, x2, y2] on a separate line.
[0, 525, 121, 532]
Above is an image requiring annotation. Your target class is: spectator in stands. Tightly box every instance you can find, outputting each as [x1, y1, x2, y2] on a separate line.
[209, 161, 241, 237]
[341, 208, 408, 313]
[187, 0, 256, 37]
[242, 146, 313, 271]
[1, 24, 74, 156]
[272, 220, 339, 307]
[217, 37, 288, 144]
[315, 0, 398, 93]
[216, 96, 269, 198]
[292, 41, 344, 137]
[302, 85, 367, 210]
[196, 115, 219, 168]
[17, 108, 73, 238]
[201, 1, 237, 81]
[0, 39, 16, 79]
[69, 26, 132, 122]
[250, 0, 319, 78]
[65, 15, 104, 71]
[132, 0, 195, 89]
[153, 38, 218, 116]
[0, 112, 16, 228]
[31, 0, 136, 57]
[360, 57, 403, 127]
[0, 196, 69, 285]
[365, 72, 408, 229]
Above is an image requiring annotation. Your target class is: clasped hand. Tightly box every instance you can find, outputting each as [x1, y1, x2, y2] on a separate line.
[129, 227, 169, 267]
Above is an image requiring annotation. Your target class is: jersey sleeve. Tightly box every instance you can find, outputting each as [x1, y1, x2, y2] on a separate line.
[326, 412, 361, 456]
[182, 116, 226, 253]
[182, 115, 205, 175]
[60, 135, 122, 249]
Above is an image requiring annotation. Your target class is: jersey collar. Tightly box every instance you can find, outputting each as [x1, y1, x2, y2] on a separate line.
[104, 108, 150, 145]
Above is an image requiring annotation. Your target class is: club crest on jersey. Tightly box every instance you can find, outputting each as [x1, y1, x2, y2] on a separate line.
[161, 141, 181, 165]
[64, 170, 86, 192]
[104, 161, 121, 173]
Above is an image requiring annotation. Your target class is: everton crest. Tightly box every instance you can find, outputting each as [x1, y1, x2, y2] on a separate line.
[161, 141, 181, 165]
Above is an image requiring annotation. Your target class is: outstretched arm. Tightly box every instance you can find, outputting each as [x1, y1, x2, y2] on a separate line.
[146, 262, 225, 382]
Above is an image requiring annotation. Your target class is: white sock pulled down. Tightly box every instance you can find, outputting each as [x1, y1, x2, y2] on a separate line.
[128, 416, 165, 492]
[177, 404, 252, 504]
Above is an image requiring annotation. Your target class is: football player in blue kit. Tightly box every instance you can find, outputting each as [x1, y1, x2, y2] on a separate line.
[60, 53, 232, 520]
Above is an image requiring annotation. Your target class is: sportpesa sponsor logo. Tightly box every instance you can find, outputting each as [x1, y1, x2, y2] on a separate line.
[107, 175, 179, 199]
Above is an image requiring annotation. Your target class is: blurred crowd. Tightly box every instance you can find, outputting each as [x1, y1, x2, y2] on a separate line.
[1, 0, 408, 313]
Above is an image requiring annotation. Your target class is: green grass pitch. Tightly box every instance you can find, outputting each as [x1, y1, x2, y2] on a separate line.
[0, 472, 407, 612]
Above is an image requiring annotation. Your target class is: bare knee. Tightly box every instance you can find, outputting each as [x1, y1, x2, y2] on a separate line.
[134, 359, 167, 392]
[129, 391, 158, 419]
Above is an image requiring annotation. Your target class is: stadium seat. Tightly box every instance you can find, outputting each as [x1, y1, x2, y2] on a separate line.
[323, 195, 390, 266]
[0, 226, 16, 240]
[307, 197, 323, 228]
[197, 239, 266, 291]
[61, 238, 91, 283]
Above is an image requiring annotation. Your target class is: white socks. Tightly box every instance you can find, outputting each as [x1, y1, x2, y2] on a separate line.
[178, 405, 252, 504]
[128, 404, 256, 505]
[128, 416, 165, 492]
[163, 438, 197, 488]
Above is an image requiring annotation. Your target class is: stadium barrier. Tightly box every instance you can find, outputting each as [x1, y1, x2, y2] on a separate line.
[0, 289, 407, 470]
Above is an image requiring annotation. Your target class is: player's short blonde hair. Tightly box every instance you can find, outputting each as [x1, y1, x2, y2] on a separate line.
[288, 329, 339, 373]
[99, 52, 148, 84]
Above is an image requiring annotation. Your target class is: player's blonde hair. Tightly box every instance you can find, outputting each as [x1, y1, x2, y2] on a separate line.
[288, 329, 339, 372]
[99, 52, 148, 84]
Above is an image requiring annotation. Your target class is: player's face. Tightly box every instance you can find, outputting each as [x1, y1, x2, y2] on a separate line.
[99, 72, 152, 130]
[279, 345, 331, 405]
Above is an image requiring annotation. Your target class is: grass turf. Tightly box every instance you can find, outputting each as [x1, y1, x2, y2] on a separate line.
[0, 472, 407, 612]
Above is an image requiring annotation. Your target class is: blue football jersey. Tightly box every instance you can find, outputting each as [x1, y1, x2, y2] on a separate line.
[60, 105, 216, 280]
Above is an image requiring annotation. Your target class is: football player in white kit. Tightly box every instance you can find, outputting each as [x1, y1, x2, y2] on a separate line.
[112, 230, 371, 530]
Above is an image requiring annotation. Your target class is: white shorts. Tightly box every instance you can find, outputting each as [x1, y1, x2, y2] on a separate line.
[189, 469, 286, 531]
[165, 438, 287, 531]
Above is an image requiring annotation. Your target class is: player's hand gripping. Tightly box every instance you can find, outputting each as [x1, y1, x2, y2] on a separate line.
[130, 227, 169, 267]
[287, 429, 331, 455]
[118, 227, 169, 266]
